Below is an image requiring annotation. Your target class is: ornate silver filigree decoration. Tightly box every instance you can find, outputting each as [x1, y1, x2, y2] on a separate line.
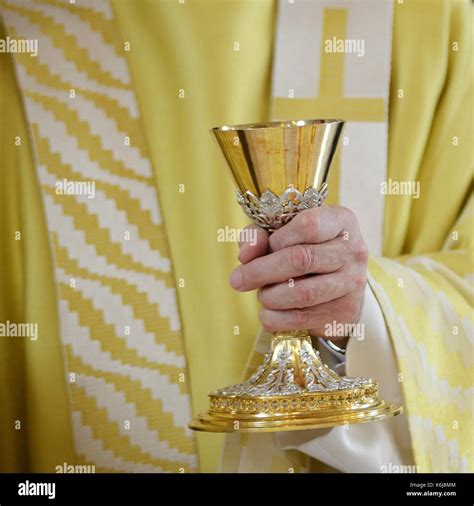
[213, 337, 372, 398]
[236, 184, 328, 231]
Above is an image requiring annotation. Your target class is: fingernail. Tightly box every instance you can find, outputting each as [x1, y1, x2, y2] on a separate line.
[229, 269, 243, 290]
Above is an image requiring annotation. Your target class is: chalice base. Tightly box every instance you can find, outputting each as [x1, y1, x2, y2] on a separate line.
[189, 333, 403, 433]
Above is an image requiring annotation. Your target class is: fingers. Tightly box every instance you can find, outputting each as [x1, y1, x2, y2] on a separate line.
[269, 205, 359, 252]
[259, 293, 362, 334]
[230, 205, 368, 340]
[257, 271, 353, 310]
[238, 225, 269, 264]
[229, 239, 347, 291]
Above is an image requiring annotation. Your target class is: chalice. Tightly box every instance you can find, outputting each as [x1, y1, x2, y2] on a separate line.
[189, 119, 402, 433]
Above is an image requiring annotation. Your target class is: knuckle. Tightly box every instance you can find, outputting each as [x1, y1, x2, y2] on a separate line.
[292, 308, 311, 328]
[290, 244, 314, 274]
[297, 282, 316, 308]
[352, 239, 369, 263]
[353, 274, 367, 291]
[345, 239, 368, 264]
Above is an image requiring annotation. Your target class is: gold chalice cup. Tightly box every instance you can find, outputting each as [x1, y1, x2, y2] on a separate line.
[189, 119, 402, 433]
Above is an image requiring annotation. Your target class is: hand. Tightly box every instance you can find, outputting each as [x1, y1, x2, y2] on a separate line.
[230, 206, 369, 346]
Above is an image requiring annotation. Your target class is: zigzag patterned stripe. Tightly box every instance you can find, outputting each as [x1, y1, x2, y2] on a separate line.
[58, 285, 181, 376]
[3, 17, 137, 112]
[41, 0, 122, 54]
[409, 415, 470, 472]
[70, 384, 196, 472]
[398, 371, 471, 464]
[52, 235, 185, 356]
[400, 267, 473, 367]
[44, 187, 174, 283]
[397, 316, 473, 412]
[40, 174, 169, 271]
[373, 280, 474, 412]
[76, 373, 198, 467]
[36, 133, 169, 252]
[73, 192, 168, 270]
[72, 412, 164, 473]
[29, 109, 160, 220]
[46, 212, 179, 330]
[21, 1, 129, 83]
[56, 269, 184, 368]
[13, 50, 148, 156]
[61, 308, 195, 441]
[21, 72, 152, 177]
[3, 1, 130, 88]
[406, 255, 474, 299]
[27, 92, 152, 183]
[60, 0, 114, 20]
[373, 259, 471, 380]
[368, 264, 473, 471]
[66, 348, 196, 457]
[422, 252, 474, 280]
